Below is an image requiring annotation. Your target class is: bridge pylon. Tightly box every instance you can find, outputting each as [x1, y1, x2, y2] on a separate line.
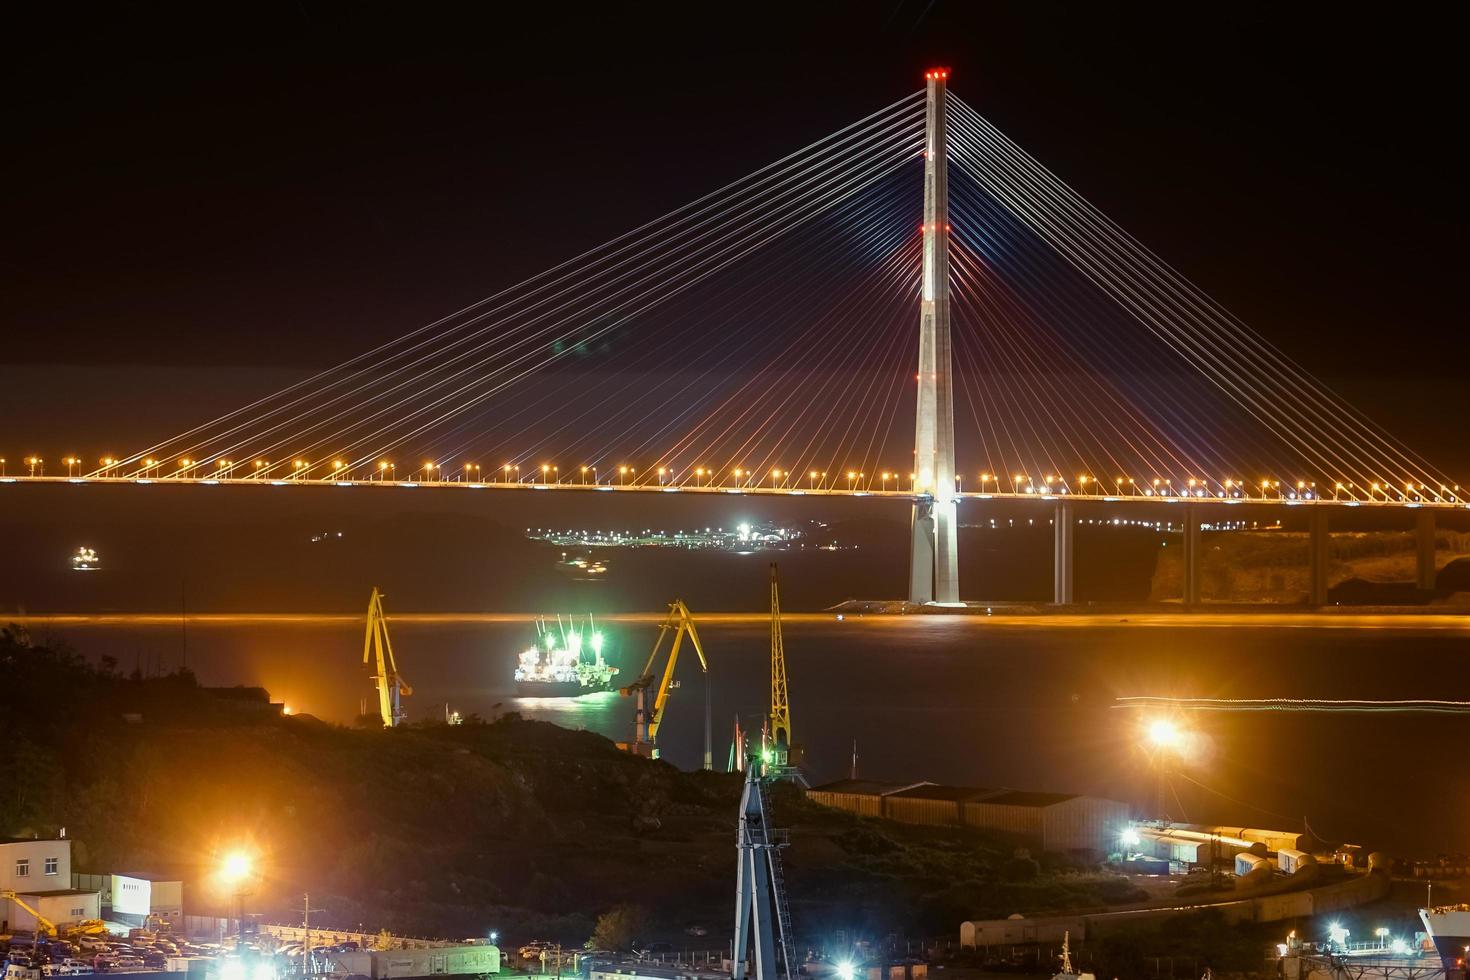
[909, 68, 960, 605]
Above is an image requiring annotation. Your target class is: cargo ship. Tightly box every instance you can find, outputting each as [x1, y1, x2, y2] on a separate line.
[1419, 906, 1470, 969]
[514, 616, 619, 697]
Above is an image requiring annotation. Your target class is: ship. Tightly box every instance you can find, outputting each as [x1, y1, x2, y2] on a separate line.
[1419, 906, 1470, 970]
[514, 616, 619, 697]
[555, 552, 608, 579]
[70, 546, 100, 571]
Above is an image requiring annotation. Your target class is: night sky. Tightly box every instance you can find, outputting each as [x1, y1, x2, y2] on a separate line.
[4, 2, 1465, 469]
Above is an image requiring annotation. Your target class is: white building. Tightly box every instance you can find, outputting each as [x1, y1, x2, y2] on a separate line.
[73, 872, 185, 927]
[3, 837, 103, 932]
[2, 837, 72, 892]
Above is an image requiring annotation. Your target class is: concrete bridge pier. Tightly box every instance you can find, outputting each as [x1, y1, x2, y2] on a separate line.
[1416, 509, 1437, 591]
[1053, 499, 1074, 605]
[1308, 507, 1330, 606]
[1181, 505, 1201, 606]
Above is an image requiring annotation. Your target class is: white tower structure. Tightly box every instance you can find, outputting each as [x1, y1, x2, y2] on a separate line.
[909, 67, 960, 605]
[732, 759, 795, 980]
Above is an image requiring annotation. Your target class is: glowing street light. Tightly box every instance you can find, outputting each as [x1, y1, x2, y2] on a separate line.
[1146, 718, 1182, 749]
[848, 470, 858, 491]
[1143, 717, 1190, 820]
[218, 849, 256, 949]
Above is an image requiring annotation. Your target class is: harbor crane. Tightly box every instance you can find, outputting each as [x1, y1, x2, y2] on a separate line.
[618, 599, 711, 768]
[766, 564, 803, 777]
[363, 587, 411, 727]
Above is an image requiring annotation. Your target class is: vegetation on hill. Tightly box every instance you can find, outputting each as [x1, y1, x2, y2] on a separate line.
[1, 627, 1145, 945]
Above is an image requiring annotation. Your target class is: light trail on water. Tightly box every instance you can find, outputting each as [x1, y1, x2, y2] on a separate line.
[1115, 695, 1470, 713]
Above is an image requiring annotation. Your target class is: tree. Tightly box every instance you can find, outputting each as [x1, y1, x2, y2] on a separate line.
[589, 904, 648, 951]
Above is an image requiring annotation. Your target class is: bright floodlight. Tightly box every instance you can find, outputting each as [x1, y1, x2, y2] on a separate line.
[1121, 828, 1141, 848]
[837, 963, 855, 980]
[1146, 719, 1182, 748]
[220, 850, 253, 884]
[252, 963, 275, 980]
[221, 961, 247, 980]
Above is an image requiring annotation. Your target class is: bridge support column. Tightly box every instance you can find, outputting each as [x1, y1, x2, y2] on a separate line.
[1181, 505, 1201, 607]
[1416, 509, 1437, 591]
[908, 67, 959, 605]
[1053, 500, 1074, 605]
[1308, 508, 1330, 606]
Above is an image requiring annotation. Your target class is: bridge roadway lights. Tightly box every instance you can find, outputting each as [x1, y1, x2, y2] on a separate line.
[1308, 508, 1330, 606]
[1052, 499, 1074, 605]
[1182, 504, 1202, 607]
[1416, 509, 1437, 591]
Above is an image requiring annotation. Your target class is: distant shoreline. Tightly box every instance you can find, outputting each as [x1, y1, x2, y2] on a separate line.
[8, 606, 1470, 630]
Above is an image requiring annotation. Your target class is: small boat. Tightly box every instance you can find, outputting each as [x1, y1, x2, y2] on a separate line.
[555, 552, 608, 579]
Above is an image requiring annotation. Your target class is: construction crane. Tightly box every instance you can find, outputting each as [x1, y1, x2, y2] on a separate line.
[618, 599, 710, 767]
[2, 889, 58, 938]
[1, 890, 106, 939]
[363, 587, 411, 728]
[767, 564, 801, 771]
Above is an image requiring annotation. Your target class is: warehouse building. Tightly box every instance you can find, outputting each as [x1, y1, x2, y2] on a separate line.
[73, 871, 186, 928]
[805, 781, 1129, 856]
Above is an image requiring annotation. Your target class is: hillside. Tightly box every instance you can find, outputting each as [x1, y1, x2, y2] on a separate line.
[0, 627, 1150, 945]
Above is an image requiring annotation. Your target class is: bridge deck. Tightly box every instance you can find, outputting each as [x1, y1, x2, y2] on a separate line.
[1, 475, 1463, 509]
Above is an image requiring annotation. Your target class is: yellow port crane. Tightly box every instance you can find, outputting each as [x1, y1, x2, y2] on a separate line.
[768, 563, 801, 769]
[363, 587, 411, 727]
[618, 599, 710, 766]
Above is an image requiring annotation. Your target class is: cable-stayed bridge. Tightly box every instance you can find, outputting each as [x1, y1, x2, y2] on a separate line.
[6, 71, 1463, 605]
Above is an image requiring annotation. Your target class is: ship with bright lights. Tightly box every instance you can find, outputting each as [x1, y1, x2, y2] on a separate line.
[514, 616, 618, 697]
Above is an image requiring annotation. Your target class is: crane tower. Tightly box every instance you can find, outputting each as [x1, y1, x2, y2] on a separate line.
[363, 587, 411, 727]
[768, 564, 797, 768]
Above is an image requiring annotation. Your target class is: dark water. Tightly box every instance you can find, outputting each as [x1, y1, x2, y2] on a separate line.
[27, 616, 1470, 857]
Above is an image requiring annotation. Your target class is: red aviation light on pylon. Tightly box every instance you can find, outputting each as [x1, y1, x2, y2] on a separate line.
[924, 67, 951, 81]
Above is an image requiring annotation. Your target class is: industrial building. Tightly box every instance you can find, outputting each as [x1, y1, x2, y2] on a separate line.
[2, 835, 100, 933]
[73, 871, 186, 928]
[4, 835, 190, 934]
[806, 780, 1130, 856]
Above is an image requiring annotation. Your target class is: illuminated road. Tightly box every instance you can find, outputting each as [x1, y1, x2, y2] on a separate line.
[13, 610, 1470, 631]
[1, 473, 1464, 510]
